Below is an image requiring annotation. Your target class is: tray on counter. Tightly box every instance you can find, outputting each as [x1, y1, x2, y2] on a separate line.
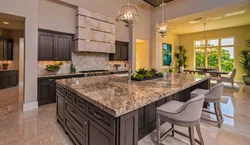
[131, 75, 162, 81]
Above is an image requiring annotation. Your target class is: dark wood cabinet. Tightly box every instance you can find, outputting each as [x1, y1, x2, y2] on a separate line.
[38, 78, 56, 105]
[38, 29, 72, 61]
[86, 117, 115, 145]
[0, 70, 18, 89]
[57, 92, 65, 127]
[109, 41, 129, 61]
[0, 38, 14, 60]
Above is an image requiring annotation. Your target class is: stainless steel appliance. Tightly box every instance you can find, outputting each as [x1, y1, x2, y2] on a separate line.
[79, 70, 110, 77]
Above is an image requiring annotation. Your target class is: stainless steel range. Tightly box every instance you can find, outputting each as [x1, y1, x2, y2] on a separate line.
[79, 70, 110, 77]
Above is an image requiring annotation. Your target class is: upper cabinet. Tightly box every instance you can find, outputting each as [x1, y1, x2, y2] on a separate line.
[38, 30, 73, 61]
[0, 38, 13, 60]
[74, 7, 116, 53]
[109, 41, 129, 61]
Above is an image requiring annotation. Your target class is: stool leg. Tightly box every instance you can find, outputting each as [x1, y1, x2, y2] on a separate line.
[196, 124, 204, 145]
[156, 114, 160, 145]
[218, 102, 224, 121]
[214, 102, 221, 128]
[188, 126, 195, 145]
[171, 124, 174, 137]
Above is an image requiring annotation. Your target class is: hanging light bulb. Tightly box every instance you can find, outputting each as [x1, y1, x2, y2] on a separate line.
[155, 0, 171, 37]
[116, 0, 139, 27]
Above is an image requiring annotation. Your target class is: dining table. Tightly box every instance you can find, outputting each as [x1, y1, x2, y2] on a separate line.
[184, 69, 229, 77]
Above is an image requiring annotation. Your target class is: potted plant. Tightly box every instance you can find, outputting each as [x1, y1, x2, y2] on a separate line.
[240, 39, 250, 85]
[174, 45, 188, 73]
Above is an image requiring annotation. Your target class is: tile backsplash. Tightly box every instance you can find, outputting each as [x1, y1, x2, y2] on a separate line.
[72, 52, 109, 71]
[108, 61, 129, 71]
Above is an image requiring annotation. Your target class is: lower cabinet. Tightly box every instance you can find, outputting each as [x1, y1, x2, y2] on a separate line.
[56, 92, 65, 126]
[86, 117, 115, 145]
[0, 70, 18, 89]
[38, 78, 56, 105]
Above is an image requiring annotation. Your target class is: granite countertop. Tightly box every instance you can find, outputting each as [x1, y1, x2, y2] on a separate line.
[38, 72, 84, 78]
[56, 73, 210, 117]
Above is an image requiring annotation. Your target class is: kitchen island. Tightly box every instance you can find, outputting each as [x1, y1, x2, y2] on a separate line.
[56, 73, 210, 145]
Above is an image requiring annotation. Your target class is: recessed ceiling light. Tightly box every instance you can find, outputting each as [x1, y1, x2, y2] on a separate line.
[232, 10, 246, 15]
[189, 20, 200, 24]
[211, 16, 222, 20]
[3, 22, 9, 25]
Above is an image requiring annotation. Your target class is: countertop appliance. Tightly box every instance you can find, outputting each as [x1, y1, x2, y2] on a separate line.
[79, 70, 110, 77]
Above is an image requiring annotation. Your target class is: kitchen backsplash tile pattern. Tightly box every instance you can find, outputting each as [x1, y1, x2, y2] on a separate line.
[72, 52, 109, 71]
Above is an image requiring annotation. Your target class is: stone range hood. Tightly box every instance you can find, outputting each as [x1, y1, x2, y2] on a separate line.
[73, 7, 116, 53]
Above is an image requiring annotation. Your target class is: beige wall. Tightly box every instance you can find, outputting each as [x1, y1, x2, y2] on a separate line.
[0, 0, 38, 110]
[136, 41, 150, 69]
[179, 25, 250, 81]
[38, 0, 75, 34]
[150, 0, 248, 68]
[154, 31, 178, 70]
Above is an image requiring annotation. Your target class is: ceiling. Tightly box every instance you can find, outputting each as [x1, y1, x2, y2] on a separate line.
[0, 13, 24, 30]
[143, 0, 173, 7]
[168, 1, 250, 35]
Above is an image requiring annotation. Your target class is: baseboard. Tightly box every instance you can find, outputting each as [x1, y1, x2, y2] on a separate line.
[23, 101, 38, 112]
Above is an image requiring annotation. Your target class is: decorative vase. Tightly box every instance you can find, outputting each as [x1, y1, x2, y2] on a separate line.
[2, 64, 9, 70]
[243, 76, 250, 85]
[180, 66, 184, 73]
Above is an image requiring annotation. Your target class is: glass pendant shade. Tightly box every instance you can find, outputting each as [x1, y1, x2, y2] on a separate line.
[156, 21, 171, 37]
[116, 2, 139, 27]
[155, 2, 171, 37]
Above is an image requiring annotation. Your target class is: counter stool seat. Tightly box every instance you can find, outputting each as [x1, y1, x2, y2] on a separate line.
[156, 94, 205, 145]
[190, 83, 224, 128]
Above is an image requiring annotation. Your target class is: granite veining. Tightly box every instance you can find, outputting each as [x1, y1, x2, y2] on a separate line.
[56, 73, 210, 117]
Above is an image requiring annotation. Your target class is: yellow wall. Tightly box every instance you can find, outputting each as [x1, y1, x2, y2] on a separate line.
[179, 25, 250, 81]
[154, 31, 179, 70]
[136, 41, 150, 70]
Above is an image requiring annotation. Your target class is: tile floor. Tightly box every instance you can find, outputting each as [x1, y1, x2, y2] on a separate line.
[0, 83, 249, 145]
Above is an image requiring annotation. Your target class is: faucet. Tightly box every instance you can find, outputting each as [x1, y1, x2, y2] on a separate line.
[124, 61, 132, 82]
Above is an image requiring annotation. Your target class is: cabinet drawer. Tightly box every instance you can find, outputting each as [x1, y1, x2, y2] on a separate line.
[74, 96, 86, 113]
[65, 90, 75, 103]
[65, 115, 86, 145]
[65, 100, 86, 134]
[86, 102, 115, 134]
[56, 84, 65, 95]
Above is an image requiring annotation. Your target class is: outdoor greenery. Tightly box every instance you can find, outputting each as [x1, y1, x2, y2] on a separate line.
[196, 48, 234, 72]
[174, 45, 188, 72]
[239, 39, 250, 76]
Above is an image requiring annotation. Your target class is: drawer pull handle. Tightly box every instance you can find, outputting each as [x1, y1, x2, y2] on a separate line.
[93, 112, 103, 120]
[70, 127, 77, 135]
[76, 100, 82, 106]
[70, 111, 77, 117]
[49, 79, 55, 81]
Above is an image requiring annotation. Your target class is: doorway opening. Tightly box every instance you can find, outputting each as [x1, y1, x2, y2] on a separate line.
[0, 12, 25, 114]
[136, 39, 150, 70]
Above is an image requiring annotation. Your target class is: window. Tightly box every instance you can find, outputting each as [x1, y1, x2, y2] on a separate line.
[195, 37, 234, 72]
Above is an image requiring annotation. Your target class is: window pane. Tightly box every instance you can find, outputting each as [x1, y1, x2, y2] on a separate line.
[195, 49, 205, 68]
[221, 47, 234, 72]
[208, 48, 219, 68]
[207, 39, 219, 47]
[195, 41, 202, 47]
[221, 38, 234, 46]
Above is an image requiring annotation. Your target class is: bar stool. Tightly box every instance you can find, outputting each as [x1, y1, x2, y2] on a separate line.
[156, 94, 205, 145]
[190, 83, 224, 128]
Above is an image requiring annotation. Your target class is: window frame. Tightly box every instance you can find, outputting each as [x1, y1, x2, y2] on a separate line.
[194, 36, 235, 71]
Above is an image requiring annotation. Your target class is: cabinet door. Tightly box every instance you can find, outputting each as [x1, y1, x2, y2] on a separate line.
[38, 31, 55, 61]
[6, 40, 13, 60]
[121, 43, 129, 61]
[56, 92, 65, 125]
[55, 34, 72, 61]
[0, 72, 9, 89]
[114, 43, 121, 60]
[38, 79, 56, 105]
[86, 117, 115, 145]
[9, 71, 18, 86]
[0, 40, 4, 60]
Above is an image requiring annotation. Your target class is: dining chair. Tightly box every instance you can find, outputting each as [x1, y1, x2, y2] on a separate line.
[156, 94, 205, 145]
[220, 69, 236, 87]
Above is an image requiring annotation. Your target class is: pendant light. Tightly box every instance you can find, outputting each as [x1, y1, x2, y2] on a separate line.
[197, 23, 213, 53]
[116, 0, 139, 27]
[155, 0, 171, 37]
